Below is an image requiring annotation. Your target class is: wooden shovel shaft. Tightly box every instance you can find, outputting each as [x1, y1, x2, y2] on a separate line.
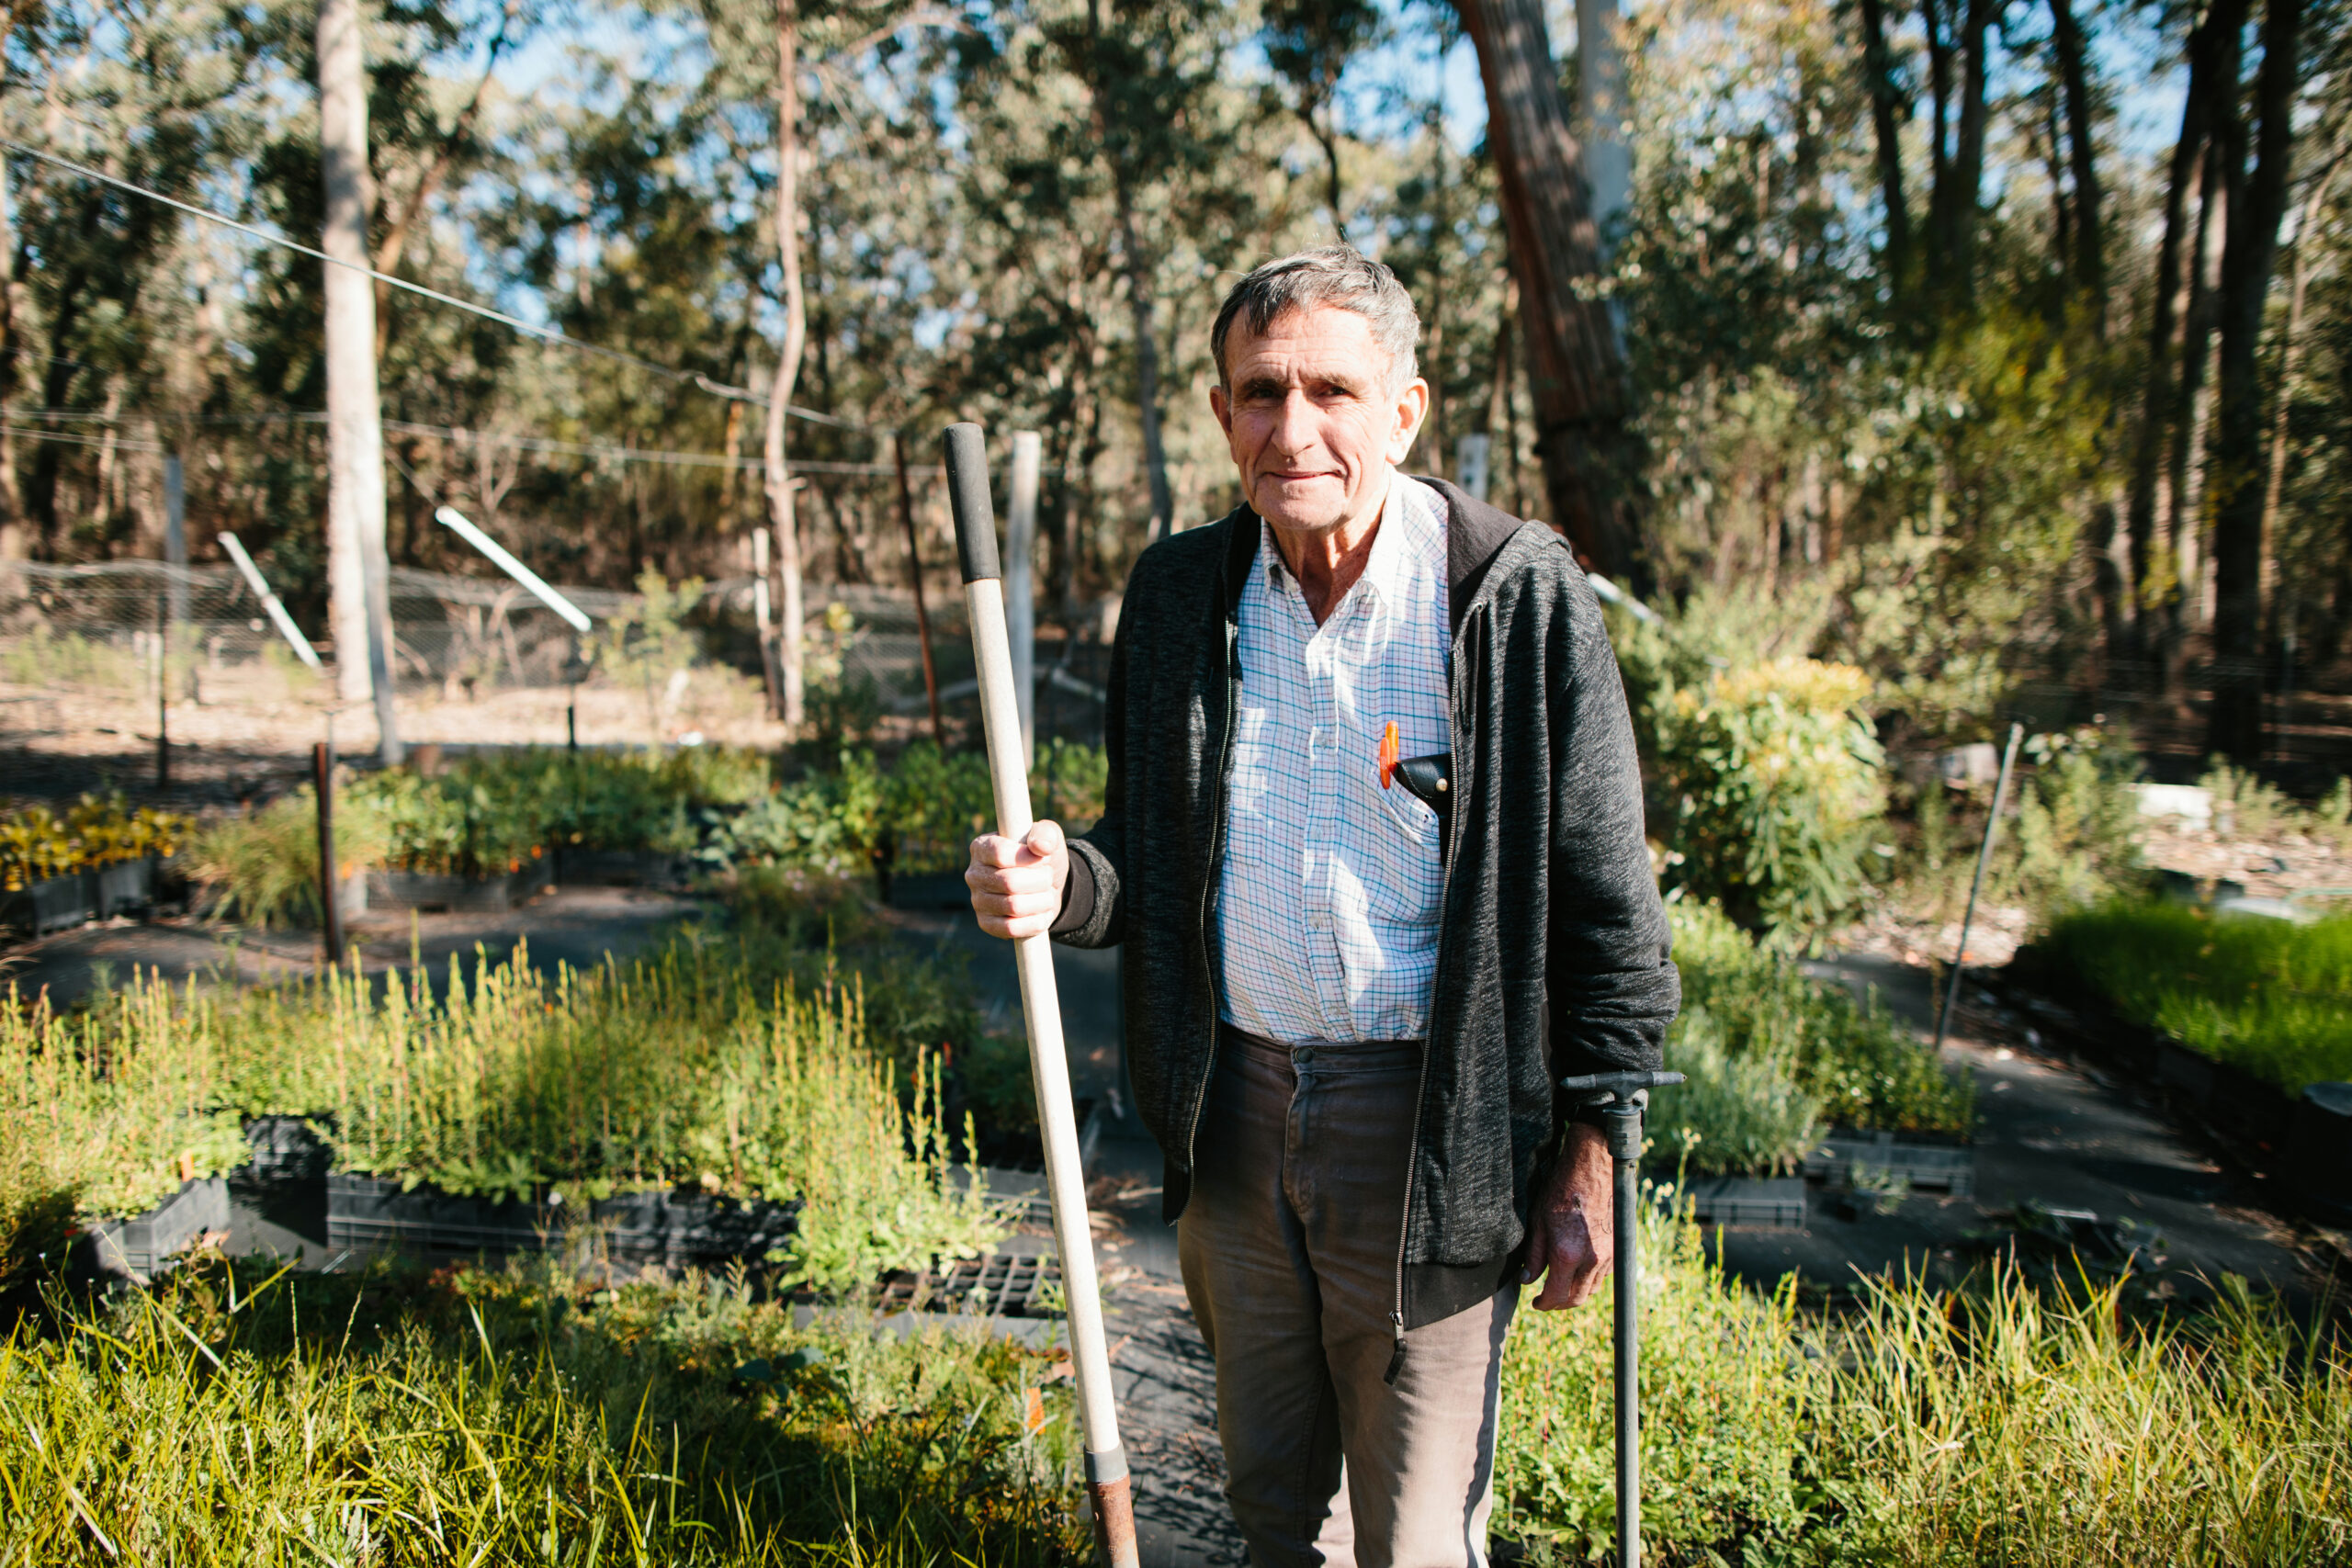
[948, 425, 1138, 1568]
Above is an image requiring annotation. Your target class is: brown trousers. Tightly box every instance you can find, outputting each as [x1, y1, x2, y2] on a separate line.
[1178, 1028, 1516, 1568]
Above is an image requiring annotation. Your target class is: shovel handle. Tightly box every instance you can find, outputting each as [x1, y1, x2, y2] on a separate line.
[943, 423, 1139, 1568]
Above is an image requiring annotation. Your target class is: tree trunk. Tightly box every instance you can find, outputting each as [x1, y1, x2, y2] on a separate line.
[2172, 135, 2235, 641]
[1081, 0, 1173, 547]
[2126, 3, 2234, 667]
[2049, 0, 2106, 316]
[1456, 0, 1648, 591]
[0, 146, 19, 561]
[2259, 155, 2339, 620]
[1923, 0, 1951, 237]
[1315, 114, 1348, 243]
[2207, 0, 2304, 761]
[1859, 0, 1911, 286]
[318, 0, 401, 760]
[1939, 0, 1996, 298]
[762, 0, 808, 728]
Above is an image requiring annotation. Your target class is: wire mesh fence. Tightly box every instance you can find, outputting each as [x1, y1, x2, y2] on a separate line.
[0, 558, 1106, 750]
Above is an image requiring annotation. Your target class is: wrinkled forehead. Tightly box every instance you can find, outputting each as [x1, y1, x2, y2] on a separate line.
[1220, 304, 1396, 390]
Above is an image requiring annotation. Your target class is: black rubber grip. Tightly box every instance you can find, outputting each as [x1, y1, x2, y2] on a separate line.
[943, 423, 1001, 582]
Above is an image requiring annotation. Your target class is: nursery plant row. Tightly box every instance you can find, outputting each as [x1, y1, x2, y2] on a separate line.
[1999, 906, 2352, 1223]
[3, 935, 1013, 1303]
[171, 738, 1107, 927]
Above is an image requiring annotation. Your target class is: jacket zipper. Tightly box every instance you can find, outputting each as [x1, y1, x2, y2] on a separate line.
[1386, 603, 1476, 1384]
[1181, 613, 1242, 1175]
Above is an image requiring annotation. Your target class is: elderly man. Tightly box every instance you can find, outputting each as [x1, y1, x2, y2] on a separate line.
[967, 247, 1678, 1568]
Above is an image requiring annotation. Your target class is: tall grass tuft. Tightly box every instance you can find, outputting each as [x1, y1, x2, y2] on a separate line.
[1817, 1267, 2352, 1563]
[0, 1254, 1089, 1564]
[1496, 1200, 2352, 1565]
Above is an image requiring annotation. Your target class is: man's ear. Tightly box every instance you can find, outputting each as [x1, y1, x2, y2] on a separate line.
[1384, 378, 1431, 467]
[1209, 383, 1233, 437]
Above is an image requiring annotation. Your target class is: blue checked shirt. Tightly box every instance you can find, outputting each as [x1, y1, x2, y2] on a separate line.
[1216, 477, 1452, 1044]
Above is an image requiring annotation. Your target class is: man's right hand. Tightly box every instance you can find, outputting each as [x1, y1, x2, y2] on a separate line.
[967, 820, 1070, 939]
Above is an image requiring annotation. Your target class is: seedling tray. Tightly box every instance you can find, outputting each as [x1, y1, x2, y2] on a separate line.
[554, 848, 691, 888]
[80, 1176, 231, 1282]
[1686, 1176, 1807, 1230]
[1804, 1132, 1976, 1196]
[328, 1174, 567, 1257]
[366, 861, 551, 913]
[590, 1188, 800, 1268]
[1, 871, 93, 935]
[91, 856, 155, 919]
[327, 1174, 802, 1267]
[876, 1249, 1061, 1317]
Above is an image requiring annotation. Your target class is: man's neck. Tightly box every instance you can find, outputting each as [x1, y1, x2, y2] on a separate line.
[1267, 470, 1394, 626]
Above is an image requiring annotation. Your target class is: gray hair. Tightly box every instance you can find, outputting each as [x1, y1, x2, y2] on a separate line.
[1210, 246, 1420, 395]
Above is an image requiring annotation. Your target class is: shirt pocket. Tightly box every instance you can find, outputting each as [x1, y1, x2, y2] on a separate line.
[1356, 772, 1443, 928]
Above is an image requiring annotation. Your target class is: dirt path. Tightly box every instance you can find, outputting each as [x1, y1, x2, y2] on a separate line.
[1744, 953, 2312, 1302]
[1, 884, 702, 1010]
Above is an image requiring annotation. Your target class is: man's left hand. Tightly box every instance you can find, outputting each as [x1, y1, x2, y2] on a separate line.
[1523, 1122, 1613, 1310]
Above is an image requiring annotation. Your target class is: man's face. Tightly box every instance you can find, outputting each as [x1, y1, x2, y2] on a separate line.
[1211, 305, 1429, 538]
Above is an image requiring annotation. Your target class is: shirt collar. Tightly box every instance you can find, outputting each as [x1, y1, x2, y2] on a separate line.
[1261, 472, 1438, 604]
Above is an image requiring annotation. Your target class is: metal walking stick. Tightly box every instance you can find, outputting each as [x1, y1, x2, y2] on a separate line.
[943, 423, 1141, 1568]
[1556, 1067, 1684, 1568]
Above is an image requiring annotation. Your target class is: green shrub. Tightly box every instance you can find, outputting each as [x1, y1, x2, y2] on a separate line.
[186, 787, 392, 927]
[2041, 900, 2352, 1093]
[1648, 1004, 1823, 1176]
[0, 1254, 1087, 1563]
[0, 796, 194, 889]
[1496, 1201, 1809, 1560]
[715, 742, 1107, 880]
[0, 982, 252, 1224]
[1652, 657, 1889, 937]
[1670, 902, 1973, 1140]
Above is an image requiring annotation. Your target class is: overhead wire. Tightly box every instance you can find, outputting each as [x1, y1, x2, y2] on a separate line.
[0, 138, 875, 434]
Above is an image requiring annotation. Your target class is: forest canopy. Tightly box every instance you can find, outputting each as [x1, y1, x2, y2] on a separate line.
[2, 0, 2343, 761]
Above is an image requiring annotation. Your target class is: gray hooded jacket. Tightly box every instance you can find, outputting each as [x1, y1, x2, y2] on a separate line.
[1051, 479, 1679, 1333]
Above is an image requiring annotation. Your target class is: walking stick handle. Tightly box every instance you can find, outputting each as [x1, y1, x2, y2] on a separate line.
[942, 423, 1140, 1568]
[945, 423, 1002, 584]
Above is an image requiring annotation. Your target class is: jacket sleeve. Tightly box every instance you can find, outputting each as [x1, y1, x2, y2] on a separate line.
[1049, 594, 1128, 948]
[1545, 564, 1679, 1099]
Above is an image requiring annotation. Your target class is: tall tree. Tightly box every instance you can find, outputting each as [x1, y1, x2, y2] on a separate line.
[1261, 0, 1378, 242]
[1456, 0, 1649, 590]
[2208, 0, 2305, 760]
[2126, 0, 2240, 664]
[761, 0, 808, 727]
[319, 0, 401, 756]
[2048, 0, 2106, 314]
[1857, 0, 1912, 288]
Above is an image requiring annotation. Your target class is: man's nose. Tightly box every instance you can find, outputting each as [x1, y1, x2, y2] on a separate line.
[1266, 389, 1318, 455]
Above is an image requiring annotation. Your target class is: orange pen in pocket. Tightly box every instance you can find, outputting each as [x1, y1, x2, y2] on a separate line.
[1377, 721, 1400, 789]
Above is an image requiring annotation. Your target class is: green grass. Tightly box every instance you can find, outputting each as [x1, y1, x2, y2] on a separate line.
[0, 1254, 1089, 1564]
[11, 1204, 2337, 1565]
[1498, 1200, 2352, 1565]
[2042, 900, 2352, 1093]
